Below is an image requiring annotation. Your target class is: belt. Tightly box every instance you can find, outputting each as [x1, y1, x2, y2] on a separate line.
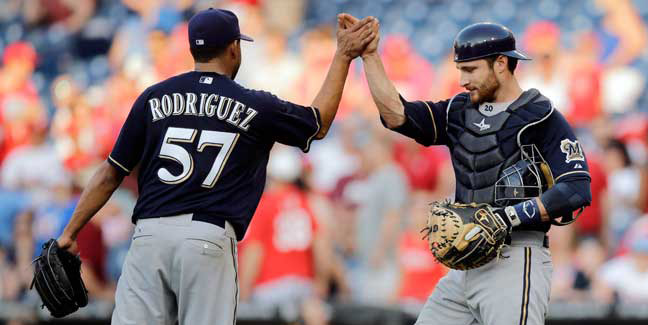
[193, 213, 238, 240]
[504, 232, 549, 248]
[136, 213, 236, 238]
[135, 213, 238, 240]
[192, 212, 226, 228]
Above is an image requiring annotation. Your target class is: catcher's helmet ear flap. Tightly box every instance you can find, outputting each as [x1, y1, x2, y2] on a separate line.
[453, 22, 531, 62]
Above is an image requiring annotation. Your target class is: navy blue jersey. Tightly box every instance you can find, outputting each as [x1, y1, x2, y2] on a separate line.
[388, 94, 591, 182]
[107, 71, 321, 240]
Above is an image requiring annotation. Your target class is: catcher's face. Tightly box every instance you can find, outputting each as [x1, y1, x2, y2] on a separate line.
[457, 59, 500, 104]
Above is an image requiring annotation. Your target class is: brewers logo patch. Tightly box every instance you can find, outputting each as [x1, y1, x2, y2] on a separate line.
[560, 139, 585, 163]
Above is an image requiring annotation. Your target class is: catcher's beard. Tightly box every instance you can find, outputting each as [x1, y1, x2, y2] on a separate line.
[470, 70, 500, 104]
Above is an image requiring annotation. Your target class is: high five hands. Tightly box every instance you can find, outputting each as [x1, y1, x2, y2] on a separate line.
[338, 13, 380, 60]
[336, 14, 380, 61]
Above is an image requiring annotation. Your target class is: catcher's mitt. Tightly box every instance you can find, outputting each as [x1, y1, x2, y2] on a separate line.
[422, 201, 509, 270]
[30, 239, 88, 318]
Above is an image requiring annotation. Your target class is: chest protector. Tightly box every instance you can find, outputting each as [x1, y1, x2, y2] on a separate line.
[446, 89, 553, 206]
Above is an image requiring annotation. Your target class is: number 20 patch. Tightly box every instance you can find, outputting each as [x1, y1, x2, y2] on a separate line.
[560, 139, 585, 163]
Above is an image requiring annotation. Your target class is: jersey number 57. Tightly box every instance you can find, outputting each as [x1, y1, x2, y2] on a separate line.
[157, 127, 239, 188]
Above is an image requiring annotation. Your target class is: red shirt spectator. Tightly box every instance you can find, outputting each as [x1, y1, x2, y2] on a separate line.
[0, 42, 46, 163]
[242, 184, 319, 287]
[575, 153, 607, 236]
[77, 220, 107, 284]
[566, 31, 603, 127]
[567, 64, 602, 127]
[397, 232, 447, 302]
[393, 139, 450, 191]
[381, 36, 434, 101]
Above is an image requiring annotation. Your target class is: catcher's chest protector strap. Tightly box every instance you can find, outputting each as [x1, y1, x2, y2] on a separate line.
[445, 89, 553, 205]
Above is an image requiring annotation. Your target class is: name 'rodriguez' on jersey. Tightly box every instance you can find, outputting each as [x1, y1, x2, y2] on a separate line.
[148, 91, 258, 132]
[106, 71, 322, 240]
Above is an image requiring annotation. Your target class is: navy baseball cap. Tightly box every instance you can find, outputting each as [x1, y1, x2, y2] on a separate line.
[188, 8, 253, 49]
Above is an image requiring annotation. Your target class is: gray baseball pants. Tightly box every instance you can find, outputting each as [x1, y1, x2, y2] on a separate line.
[111, 214, 238, 325]
[416, 231, 553, 325]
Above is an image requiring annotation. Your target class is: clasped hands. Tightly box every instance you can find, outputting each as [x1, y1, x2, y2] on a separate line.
[335, 13, 380, 62]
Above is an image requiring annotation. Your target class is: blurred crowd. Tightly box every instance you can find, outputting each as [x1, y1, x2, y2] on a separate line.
[2, 0, 648, 324]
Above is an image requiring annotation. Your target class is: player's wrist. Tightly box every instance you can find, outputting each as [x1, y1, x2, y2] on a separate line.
[361, 51, 379, 60]
[494, 206, 520, 231]
[334, 50, 354, 64]
[61, 228, 78, 241]
[505, 199, 544, 227]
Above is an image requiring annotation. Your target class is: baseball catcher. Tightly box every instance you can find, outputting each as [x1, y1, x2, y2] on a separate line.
[345, 14, 592, 324]
[30, 239, 88, 318]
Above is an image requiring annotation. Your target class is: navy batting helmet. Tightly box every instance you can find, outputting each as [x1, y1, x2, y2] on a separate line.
[453, 22, 530, 62]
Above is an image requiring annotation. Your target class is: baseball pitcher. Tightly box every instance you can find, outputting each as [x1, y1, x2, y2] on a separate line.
[54, 8, 377, 325]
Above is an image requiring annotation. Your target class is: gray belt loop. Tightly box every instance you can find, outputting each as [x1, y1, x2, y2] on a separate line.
[223, 221, 237, 240]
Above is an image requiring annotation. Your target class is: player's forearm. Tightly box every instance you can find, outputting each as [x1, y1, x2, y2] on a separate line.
[311, 52, 352, 139]
[501, 197, 550, 229]
[362, 53, 405, 128]
[502, 179, 591, 227]
[540, 178, 591, 218]
[62, 161, 124, 239]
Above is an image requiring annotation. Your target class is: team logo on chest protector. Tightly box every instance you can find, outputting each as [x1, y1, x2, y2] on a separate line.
[560, 139, 585, 163]
[473, 118, 491, 131]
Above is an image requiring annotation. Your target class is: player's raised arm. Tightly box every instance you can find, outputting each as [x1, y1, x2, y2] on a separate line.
[345, 14, 448, 146]
[343, 14, 405, 129]
[311, 15, 377, 139]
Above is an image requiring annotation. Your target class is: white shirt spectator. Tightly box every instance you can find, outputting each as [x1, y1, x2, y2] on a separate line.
[599, 255, 648, 302]
[607, 167, 642, 250]
[520, 72, 570, 115]
[1, 142, 70, 191]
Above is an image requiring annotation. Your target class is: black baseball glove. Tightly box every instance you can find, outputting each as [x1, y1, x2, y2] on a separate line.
[30, 238, 88, 318]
